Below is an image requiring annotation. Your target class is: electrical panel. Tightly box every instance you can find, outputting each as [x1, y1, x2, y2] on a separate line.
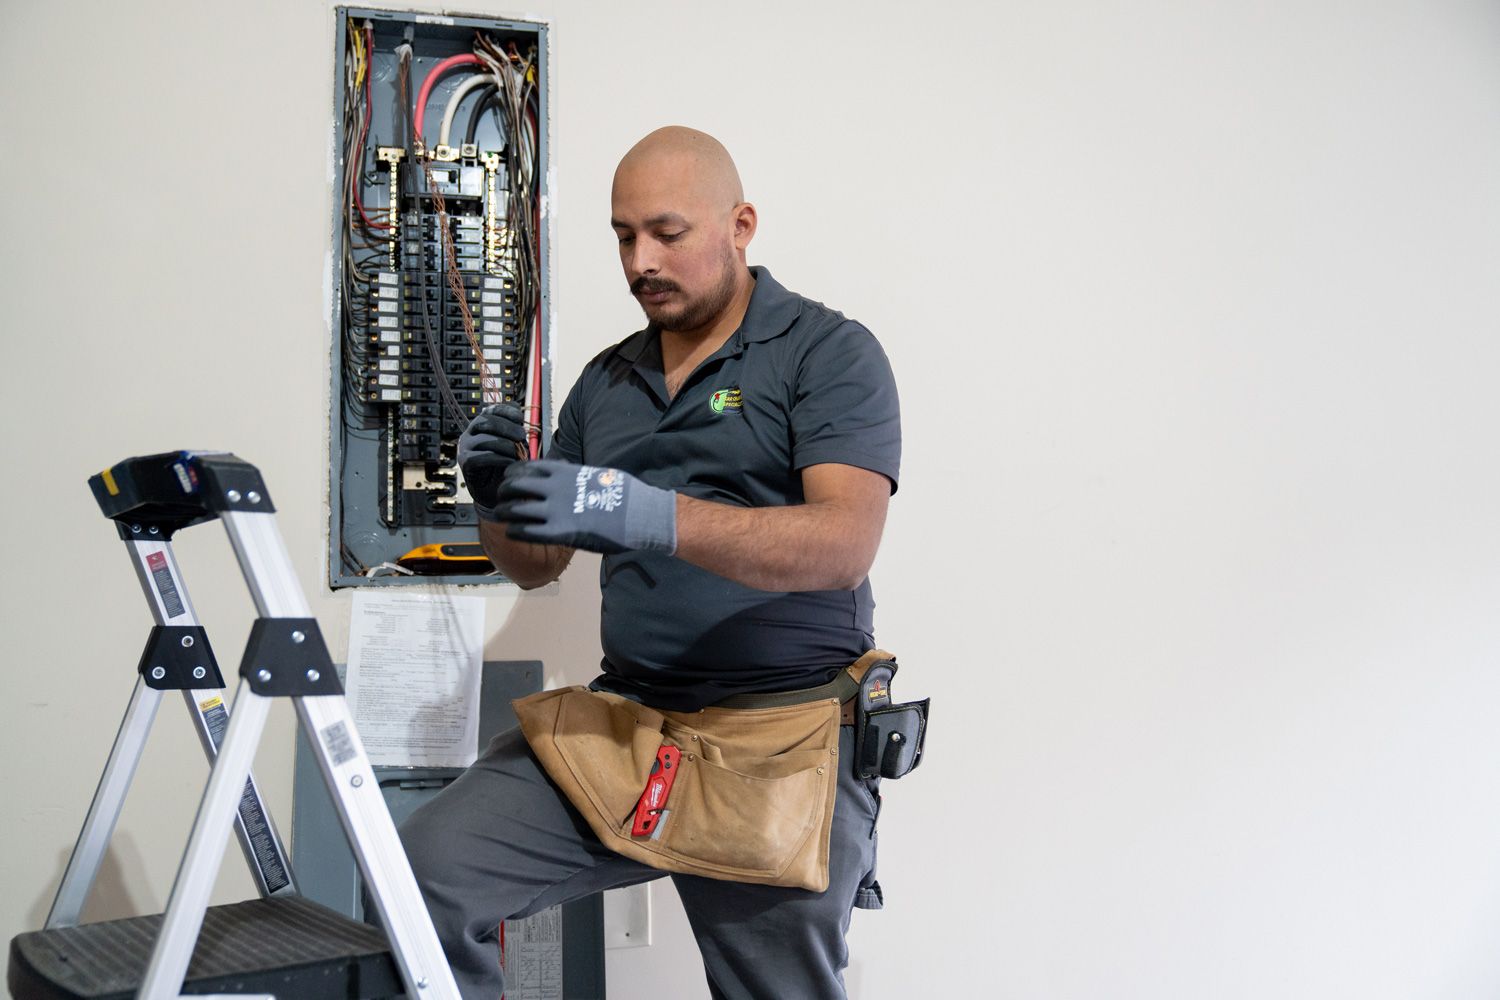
[329, 7, 550, 587]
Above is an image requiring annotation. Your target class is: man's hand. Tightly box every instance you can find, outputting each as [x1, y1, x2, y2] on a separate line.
[493, 460, 677, 555]
[458, 403, 528, 520]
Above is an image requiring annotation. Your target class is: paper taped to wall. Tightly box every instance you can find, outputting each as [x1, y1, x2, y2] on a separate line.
[346, 590, 484, 767]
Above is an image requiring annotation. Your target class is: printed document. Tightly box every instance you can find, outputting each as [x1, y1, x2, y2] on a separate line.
[346, 590, 485, 767]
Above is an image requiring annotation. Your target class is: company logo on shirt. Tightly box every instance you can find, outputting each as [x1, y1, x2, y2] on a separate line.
[709, 387, 743, 414]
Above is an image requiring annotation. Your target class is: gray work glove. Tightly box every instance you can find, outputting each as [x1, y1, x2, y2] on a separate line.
[457, 403, 528, 521]
[492, 460, 677, 555]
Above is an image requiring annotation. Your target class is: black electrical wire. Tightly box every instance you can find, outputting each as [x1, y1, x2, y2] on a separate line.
[397, 47, 470, 431]
[501, 65, 541, 418]
[464, 84, 502, 147]
[337, 27, 383, 570]
[340, 32, 379, 432]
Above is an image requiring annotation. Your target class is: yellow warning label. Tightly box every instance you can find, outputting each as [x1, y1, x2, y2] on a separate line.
[199, 697, 223, 711]
[100, 468, 120, 496]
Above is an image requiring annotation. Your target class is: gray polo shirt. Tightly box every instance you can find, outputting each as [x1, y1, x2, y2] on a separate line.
[549, 267, 901, 711]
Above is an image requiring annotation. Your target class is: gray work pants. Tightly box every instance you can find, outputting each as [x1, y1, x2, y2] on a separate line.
[399, 723, 883, 999]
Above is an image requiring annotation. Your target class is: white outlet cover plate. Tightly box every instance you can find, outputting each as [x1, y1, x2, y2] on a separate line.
[603, 883, 652, 949]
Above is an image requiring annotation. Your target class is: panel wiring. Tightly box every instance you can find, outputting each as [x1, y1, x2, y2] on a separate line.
[334, 15, 546, 581]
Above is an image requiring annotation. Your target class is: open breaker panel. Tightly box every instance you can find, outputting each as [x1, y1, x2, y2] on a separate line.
[329, 7, 550, 587]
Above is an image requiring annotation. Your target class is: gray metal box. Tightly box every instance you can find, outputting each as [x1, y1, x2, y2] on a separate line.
[292, 660, 604, 998]
[328, 6, 553, 588]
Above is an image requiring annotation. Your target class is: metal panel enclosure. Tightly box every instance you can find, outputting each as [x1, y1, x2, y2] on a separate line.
[328, 7, 553, 588]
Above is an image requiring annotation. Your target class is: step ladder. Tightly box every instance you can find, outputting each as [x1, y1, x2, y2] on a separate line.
[8, 451, 460, 1000]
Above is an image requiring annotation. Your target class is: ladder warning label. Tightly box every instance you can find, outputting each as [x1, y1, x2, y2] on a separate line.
[320, 721, 358, 767]
[200, 697, 291, 894]
[237, 781, 291, 894]
[201, 699, 230, 747]
[145, 551, 185, 620]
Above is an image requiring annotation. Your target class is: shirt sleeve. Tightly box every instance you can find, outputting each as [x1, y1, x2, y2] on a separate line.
[544, 373, 586, 465]
[790, 320, 902, 493]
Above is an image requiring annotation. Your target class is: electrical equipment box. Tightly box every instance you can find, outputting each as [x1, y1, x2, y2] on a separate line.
[329, 7, 551, 587]
[292, 661, 606, 998]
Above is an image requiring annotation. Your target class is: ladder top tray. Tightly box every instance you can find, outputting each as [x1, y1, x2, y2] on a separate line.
[9, 896, 401, 1000]
[90, 451, 275, 536]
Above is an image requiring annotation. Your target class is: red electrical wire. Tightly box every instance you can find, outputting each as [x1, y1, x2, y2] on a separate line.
[499, 920, 506, 1000]
[412, 53, 484, 143]
[526, 103, 543, 459]
[528, 312, 543, 458]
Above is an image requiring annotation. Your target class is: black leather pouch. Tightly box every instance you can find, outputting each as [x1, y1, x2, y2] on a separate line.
[853, 658, 930, 779]
[858, 700, 930, 779]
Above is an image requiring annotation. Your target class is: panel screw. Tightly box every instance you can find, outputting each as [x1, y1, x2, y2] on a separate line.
[148, 525, 160, 535]
[291, 630, 306, 644]
[890, 733, 903, 743]
[151, 666, 166, 680]
[416, 978, 429, 990]
[247, 491, 262, 504]
[257, 669, 272, 683]
[193, 666, 207, 680]
[130, 524, 142, 534]
[180, 635, 195, 648]
[227, 490, 242, 503]
[306, 669, 321, 682]
[351, 774, 364, 787]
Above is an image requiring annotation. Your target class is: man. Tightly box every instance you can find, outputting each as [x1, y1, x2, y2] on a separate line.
[402, 126, 901, 999]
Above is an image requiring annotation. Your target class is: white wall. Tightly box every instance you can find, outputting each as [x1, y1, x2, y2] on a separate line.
[3, 1, 1499, 997]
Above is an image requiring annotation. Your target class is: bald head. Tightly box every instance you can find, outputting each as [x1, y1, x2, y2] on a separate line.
[613, 126, 744, 210]
[610, 127, 758, 336]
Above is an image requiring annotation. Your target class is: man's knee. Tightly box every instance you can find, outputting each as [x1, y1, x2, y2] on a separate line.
[396, 806, 443, 890]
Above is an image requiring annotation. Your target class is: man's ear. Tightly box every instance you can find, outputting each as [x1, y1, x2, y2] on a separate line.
[732, 202, 758, 251]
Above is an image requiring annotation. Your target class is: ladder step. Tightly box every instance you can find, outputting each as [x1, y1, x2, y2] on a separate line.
[8, 896, 403, 1000]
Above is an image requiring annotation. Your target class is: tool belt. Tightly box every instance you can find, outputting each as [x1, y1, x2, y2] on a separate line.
[512, 649, 928, 891]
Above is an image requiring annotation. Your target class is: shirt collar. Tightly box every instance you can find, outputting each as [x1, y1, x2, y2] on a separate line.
[615, 265, 801, 364]
[735, 266, 802, 345]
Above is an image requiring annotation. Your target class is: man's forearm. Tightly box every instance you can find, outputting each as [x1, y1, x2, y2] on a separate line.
[485, 461, 889, 591]
[673, 493, 884, 592]
[478, 520, 573, 589]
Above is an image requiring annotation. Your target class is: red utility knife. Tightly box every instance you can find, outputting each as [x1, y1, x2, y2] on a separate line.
[631, 745, 682, 838]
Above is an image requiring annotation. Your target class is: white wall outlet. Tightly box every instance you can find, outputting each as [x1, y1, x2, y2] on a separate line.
[603, 882, 652, 949]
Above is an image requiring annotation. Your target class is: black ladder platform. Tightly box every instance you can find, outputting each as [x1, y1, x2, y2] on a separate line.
[8, 896, 404, 999]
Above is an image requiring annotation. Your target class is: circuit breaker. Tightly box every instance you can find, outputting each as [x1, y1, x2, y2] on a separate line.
[329, 7, 550, 587]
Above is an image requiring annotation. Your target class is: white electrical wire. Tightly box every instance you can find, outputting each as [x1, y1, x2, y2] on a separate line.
[439, 72, 501, 149]
[365, 561, 415, 578]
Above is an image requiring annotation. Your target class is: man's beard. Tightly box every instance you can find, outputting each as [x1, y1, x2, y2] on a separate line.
[632, 245, 739, 333]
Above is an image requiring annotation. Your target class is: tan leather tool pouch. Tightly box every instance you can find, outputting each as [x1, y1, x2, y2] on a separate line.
[513, 686, 842, 891]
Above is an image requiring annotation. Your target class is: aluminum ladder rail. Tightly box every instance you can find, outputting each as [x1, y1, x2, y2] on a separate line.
[32, 451, 459, 1000]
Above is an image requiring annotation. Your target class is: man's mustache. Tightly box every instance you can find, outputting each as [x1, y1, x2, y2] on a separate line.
[631, 277, 680, 295]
